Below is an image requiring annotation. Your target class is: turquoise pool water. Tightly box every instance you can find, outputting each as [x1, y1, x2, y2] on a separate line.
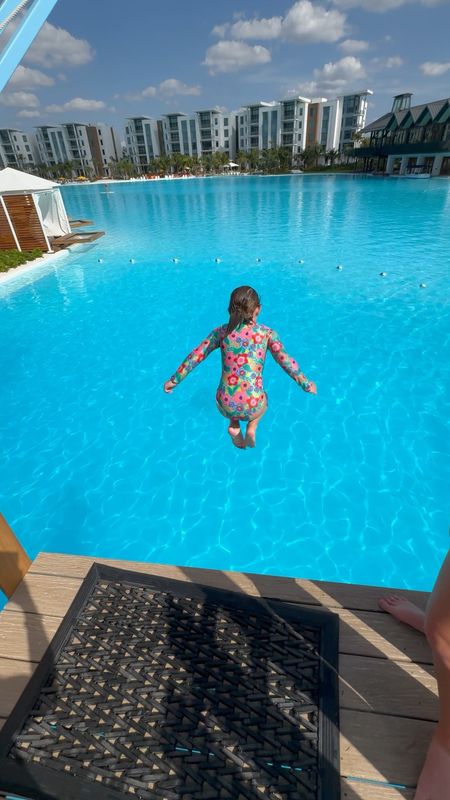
[0, 175, 448, 591]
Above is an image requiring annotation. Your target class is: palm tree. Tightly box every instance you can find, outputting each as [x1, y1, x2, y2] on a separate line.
[248, 149, 260, 172]
[236, 151, 248, 171]
[326, 149, 339, 167]
[303, 143, 324, 169]
[201, 153, 214, 174]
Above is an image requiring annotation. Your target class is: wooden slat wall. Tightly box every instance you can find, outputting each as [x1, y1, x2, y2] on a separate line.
[0, 199, 17, 250]
[3, 194, 47, 251]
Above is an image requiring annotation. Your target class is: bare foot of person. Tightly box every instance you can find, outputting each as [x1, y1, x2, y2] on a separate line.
[378, 595, 426, 633]
[228, 422, 246, 449]
[414, 732, 450, 799]
[244, 421, 257, 448]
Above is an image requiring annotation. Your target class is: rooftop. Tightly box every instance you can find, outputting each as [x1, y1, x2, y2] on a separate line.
[362, 97, 450, 133]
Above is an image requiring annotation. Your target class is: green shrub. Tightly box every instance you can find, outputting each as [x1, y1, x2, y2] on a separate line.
[0, 248, 43, 273]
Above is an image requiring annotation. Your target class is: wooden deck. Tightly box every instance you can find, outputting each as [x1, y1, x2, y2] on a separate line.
[50, 230, 105, 250]
[0, 552, 436, 799]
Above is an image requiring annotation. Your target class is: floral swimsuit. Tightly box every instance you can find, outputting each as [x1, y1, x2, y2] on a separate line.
[171, 322, 312, 421]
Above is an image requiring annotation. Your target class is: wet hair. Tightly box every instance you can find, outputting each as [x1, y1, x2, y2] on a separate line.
[226, 286, 261, 335]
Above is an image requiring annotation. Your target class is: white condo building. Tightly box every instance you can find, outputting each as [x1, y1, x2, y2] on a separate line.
[35, 123, 121, 175]
[160, 109, 236, 159]
[125, 117, 161, 169]
[0, 128, 38, 170]
[237, 90, 372, 155]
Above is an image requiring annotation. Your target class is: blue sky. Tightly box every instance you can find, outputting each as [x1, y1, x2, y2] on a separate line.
[1, 0, 450, 138]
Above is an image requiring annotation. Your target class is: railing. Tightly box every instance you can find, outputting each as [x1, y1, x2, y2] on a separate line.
[358, 140, 450, 156]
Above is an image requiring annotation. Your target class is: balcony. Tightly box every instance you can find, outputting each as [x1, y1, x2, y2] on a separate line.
[358, 138, 450, 157]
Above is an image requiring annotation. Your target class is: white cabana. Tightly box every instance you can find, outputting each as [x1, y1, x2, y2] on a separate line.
[0, 168, 70, 249]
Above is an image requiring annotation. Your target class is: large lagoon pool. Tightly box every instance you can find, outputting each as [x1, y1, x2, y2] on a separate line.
[1, 175, 448, 590]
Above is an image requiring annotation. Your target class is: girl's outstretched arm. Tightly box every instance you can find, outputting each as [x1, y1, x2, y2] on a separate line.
[268, 329, 317, 394]
[164, 327, 224, 393]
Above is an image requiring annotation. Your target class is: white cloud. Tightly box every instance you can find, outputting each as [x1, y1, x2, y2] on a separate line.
[7, 65, 54, 89]
[384, 56, 403, 68]
[293, 56, 367, 96]
[45, 97, 107, 112]
[122, 79, 201, 102]
[371, 55, 404, 68]
[281, 1, 346, 42]
[18, 109, 41, 118]
[0, 91, 39, 108]
[215, 17, 282, 39]
[25, 21, 94, 67]
[420, 60, 450, 76]
[339, 39, 370, 53]
[332, 0, 448, 10]
[203, 41, 271, 74]
[212, 2, 346, 44]
[159, 79, 201, 96]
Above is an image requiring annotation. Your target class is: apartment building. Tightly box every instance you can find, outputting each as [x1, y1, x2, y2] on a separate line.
[237, 90, 372, 155]
[279, 97, 308, 154]
[0, 128, 38, 170]
[125, 117, 161, 169]
[35, 123, 121, 175]
[159, 109, 235, 160]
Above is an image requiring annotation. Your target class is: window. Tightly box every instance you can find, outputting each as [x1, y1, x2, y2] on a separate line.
[224, 117, 228, 125]
[262, 111, 268, 149]
[215, 140, 219, 147]
[225, 139, 229, 147]
[23, 135, 28, 141]
[224, 128, 229, 137]
[271, 109, 278, 143]
[25, 145, 30, 151]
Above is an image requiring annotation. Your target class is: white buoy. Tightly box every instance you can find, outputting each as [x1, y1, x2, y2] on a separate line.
[215, 258, 221, 263]
[97, 258, 103, 263]
[256, 257, 261, 262]
[129, 258, 135, 263]
[172, 258, 179, 263]
[419, 283, 427, 288]
[298, 259, 304, 264]
[336, 264, 343, 270]
[380, 271, 387, 277]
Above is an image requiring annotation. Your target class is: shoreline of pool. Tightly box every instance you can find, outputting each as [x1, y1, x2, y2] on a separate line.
[0, 248, 70, 288]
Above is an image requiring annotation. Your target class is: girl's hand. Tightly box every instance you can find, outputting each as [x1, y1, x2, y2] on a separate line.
[163, 379, 177, 393]
[304, 380, 317, 395]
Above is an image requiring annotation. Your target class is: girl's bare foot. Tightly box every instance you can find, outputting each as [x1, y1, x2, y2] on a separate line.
[414, 732, 450, 799]
[228, 421, 246, 449]
[244, 421, 257, 448]
[378, 595, 426, 633]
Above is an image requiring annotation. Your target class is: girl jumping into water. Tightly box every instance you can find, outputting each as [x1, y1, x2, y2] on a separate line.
[163, 286, 317, 448]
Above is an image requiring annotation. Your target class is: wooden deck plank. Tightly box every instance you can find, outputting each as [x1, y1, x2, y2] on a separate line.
[339, 653, 437, 720]
[341, 780, 414, 800]
[29, 552, 429, 612]
[0, 610, 60, 663]
[0, 658, 36, 717]
[6, 574, 83, 617]
[340, 709, 433, 786]
[6, 572, 432, 664]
